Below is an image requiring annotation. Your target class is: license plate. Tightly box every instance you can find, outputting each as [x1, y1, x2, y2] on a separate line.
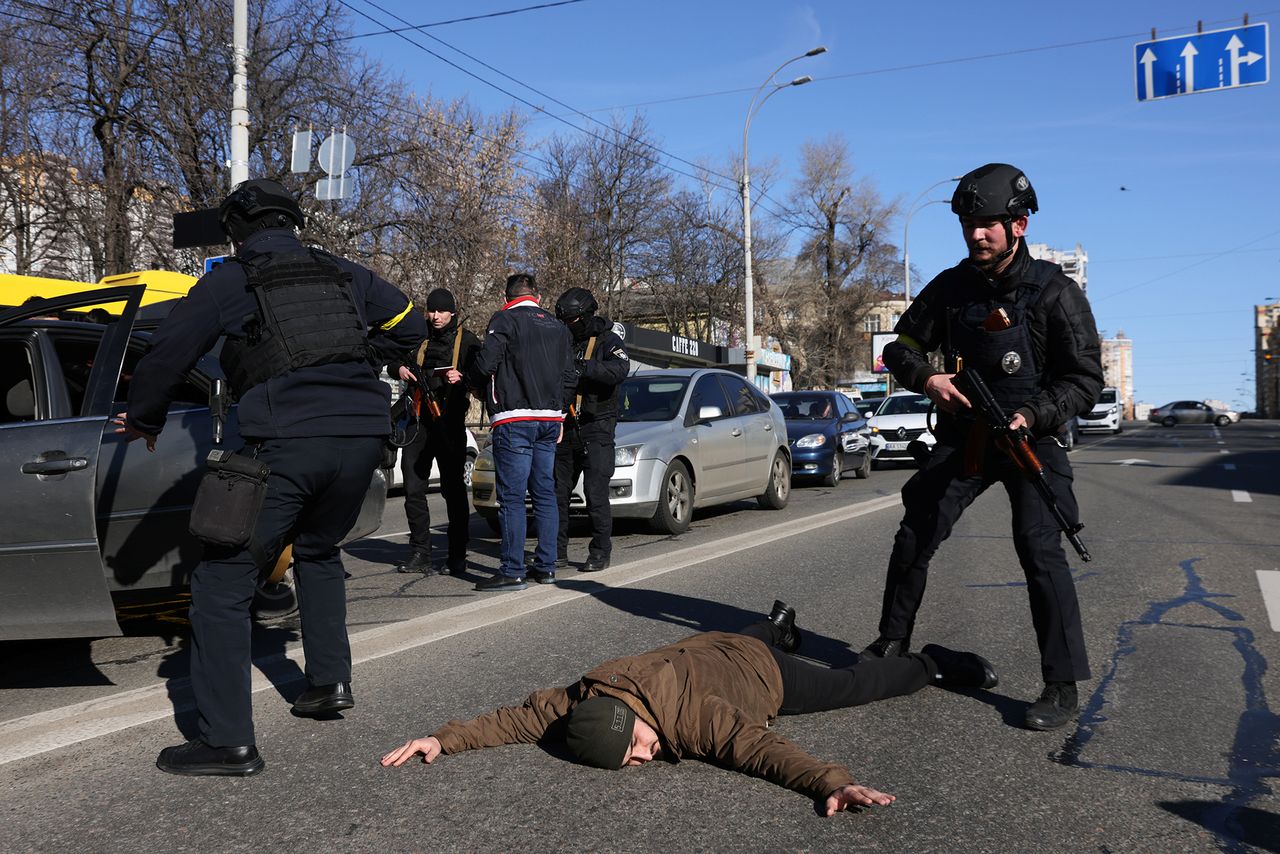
[885, 441, 907, 451]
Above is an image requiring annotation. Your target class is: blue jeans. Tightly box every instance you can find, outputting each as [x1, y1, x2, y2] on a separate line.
[492, 420, 561, 577]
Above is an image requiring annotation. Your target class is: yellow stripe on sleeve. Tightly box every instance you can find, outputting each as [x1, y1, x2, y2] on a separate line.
[895, 333, 925, 352]
[381, 300, 415, 331]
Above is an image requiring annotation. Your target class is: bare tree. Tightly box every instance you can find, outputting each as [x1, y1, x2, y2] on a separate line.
[772, 134, 900, 387]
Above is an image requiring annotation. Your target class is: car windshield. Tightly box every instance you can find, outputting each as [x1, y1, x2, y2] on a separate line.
[857, 398, 885, 416]
[1099, 390, 1117, 404]
[878, 395, 932, 416]
[773, 395, 835, 419]
[618, 377, 690, 422]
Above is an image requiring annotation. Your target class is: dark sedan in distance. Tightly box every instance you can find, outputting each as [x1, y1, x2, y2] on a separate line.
[771, 391, 871, 486]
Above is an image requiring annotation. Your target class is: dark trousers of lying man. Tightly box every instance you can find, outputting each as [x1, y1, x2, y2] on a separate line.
[382, 602, 997, 815]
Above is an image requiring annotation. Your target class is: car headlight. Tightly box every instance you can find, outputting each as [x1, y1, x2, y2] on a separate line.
[615, 445, 642, 466]
[475, 452, 494, 472]
[795, 433, 826, 448]
[1108, 405, 1118, 415]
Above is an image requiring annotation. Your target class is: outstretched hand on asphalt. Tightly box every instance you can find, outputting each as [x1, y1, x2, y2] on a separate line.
[821, 783, 896, 817]
[380, 736, 443, 767]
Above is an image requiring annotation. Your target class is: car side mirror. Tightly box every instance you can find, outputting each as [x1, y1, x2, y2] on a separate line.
[696, 405, 723, 423]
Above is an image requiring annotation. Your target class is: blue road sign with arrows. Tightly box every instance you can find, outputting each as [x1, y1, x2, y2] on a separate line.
[1135, 23, 1269, 102]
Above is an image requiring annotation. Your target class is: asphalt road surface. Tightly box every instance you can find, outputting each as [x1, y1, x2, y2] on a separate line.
[2, 422, 1278, 853]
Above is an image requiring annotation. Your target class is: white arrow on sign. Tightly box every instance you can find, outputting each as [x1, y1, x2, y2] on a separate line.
[1180, 41, 1198, 92]
[1140, 47, 1157, 98]
[1226, 34, 1264, 87]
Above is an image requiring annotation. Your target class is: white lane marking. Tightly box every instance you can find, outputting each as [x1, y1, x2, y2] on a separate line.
[1223, 463, 1237, 471]
[1220, 450, 1230, 455]
[1232, 490, 1252, 503]
[1258, 571, 1280, 632]
[0, 494, 904, 766]
[1114, 459, 1150, 466]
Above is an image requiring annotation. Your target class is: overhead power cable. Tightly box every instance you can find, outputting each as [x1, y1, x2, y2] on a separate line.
[331, 0, 590, 43]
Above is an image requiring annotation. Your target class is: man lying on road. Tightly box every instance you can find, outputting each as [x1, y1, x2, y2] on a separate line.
[381, 602, 998, 815]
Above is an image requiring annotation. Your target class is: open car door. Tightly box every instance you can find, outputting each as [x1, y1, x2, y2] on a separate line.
[0, 286, 144, 639]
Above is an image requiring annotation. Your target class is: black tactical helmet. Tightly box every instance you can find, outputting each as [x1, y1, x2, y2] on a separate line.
[218, 178, 305, 241]
[555, 287, 598, 320]
[950, 163, 1038, 219]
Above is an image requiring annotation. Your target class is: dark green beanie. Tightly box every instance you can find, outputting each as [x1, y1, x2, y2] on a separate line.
[564, 697, 634, 770]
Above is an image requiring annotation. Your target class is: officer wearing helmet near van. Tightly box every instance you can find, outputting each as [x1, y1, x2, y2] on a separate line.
[547, 287, 629, 574]
[115, 178, 425, 776]
[860, 164, 1103, 731]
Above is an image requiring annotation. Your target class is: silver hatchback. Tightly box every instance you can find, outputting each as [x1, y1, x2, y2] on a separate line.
[472, 368, 792, 534]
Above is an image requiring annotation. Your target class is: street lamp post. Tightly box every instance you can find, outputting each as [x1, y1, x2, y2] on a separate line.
[902, 177, 961, 313]
[742, 46, 826, 384]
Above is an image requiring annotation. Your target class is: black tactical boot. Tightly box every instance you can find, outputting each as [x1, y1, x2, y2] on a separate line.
[861, 636, 911, 659]
[767, 600, 802, 654]
[920, 643, 999, 689]
[394, 550, 433, 574]
[1024, 681, 1079, 730]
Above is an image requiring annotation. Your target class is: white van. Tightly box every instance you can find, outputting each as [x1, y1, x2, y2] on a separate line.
[1078, 387, 1122, 434]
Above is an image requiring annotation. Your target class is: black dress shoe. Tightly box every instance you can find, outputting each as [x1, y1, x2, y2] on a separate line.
[580, 556, 610, 572]
[475, 574, 527, 592]
[1025, 681, 1079, 730]
[527, 568, 556, 584]
[156, 739, 264, 777]
[292, 682, 355, 717]
[861, 636, 911, 658]
[766, 600, 802, 654]
[394, 550, 433, 574]
[920, 643, 999, 689]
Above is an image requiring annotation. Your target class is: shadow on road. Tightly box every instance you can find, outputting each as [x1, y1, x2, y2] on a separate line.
[1159, 800, 1280, 854]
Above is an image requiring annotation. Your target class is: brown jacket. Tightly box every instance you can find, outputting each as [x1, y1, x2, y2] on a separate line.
[431, 631, 856, 799]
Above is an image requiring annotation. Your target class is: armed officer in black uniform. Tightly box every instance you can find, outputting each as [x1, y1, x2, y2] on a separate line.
[859, 164, 1103, 731]
[116, 178, 425, 776]
[552, 288, 629, 572]
[393, 288, 481, 576]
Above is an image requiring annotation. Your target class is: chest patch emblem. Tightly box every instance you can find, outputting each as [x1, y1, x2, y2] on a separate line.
[1001, 351, 1023, 374]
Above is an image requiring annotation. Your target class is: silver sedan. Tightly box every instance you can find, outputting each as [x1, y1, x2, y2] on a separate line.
[472, 368, 792, 534]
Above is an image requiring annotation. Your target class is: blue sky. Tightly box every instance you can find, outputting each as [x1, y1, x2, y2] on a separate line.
[342, 1, 1279, 410]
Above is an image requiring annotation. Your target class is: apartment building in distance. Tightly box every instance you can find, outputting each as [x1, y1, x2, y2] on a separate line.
[1027, 242, 1088, 293]
[1256, 300, 1280, 418]
[1100, 332, 1135, 419]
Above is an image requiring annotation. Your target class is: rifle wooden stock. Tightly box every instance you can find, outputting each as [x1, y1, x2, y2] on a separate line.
[955, 368, 1092, 562]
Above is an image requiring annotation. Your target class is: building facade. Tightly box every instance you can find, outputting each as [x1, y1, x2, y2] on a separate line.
[1027, 242, 1088, 294]
[1256, 301, 1280, 418]
[1100, 333, 1135, 419]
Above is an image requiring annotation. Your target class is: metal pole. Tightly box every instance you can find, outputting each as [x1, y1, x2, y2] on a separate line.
[229, 0, 250, 187]
[901, 177, 960, 312]
[741, 47, 825, 385]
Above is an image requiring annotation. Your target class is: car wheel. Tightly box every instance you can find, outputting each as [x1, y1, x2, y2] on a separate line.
[252, 568, 298, 622]
[1215, 415, 1230, 427]
[649, 460, 693, 534]
[822, 452, 843, 488]
[757, 451, 791, 510]
[1162, 416, 1176, 427]
[853, 451, 871, 479]
[1114, 425, 1123, 434]
[462, 452, 477, 488]
[478, 509, 501, 535]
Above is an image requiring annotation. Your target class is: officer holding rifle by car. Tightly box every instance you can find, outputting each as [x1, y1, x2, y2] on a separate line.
[115, 178, 425, 777]
[393, 288, 481, 577]
[859, 163, 1103, 732]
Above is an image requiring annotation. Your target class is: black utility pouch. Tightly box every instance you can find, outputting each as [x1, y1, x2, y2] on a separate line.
[189, 449, 271, 547]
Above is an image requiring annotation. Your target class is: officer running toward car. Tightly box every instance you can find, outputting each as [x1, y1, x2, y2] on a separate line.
[552, 287, 629, 572]
[116, 178, 425, 777]
[860, 163, 1103, 732]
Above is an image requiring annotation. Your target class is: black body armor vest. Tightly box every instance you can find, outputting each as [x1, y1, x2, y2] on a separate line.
[221, 249, 369, 395]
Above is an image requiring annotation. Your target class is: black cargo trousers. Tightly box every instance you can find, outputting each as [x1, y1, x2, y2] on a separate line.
[189, 435, 383, 747]
[401, 417, 471, 565]
[876, 437, 1090, 683]
[554, 417, 616, 562]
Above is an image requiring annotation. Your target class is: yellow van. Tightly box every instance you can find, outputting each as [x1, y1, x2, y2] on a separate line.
[1, 269, 198, 315]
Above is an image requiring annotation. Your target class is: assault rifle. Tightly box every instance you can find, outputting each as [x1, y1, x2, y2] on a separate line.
[953, 368, 1091, 562]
